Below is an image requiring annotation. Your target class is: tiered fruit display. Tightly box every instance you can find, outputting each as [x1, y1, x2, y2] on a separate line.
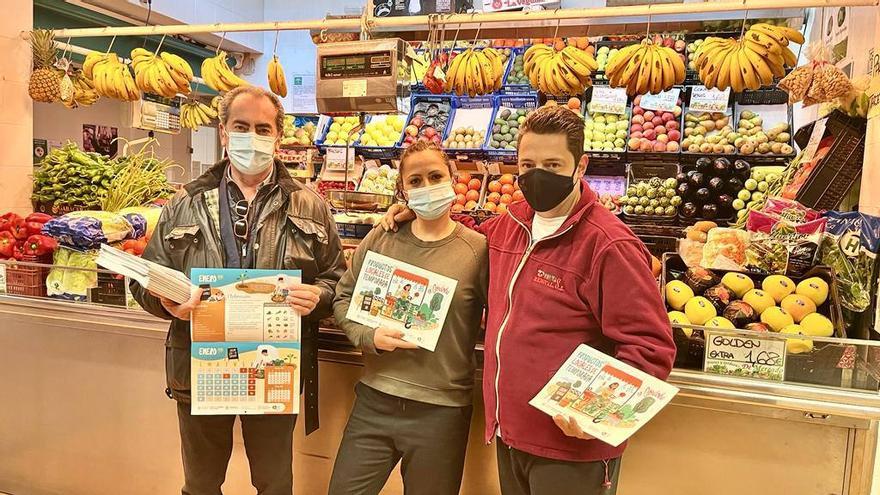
[681, 111, 736, 154]
[403, 101, 452, 148]
[27, 29, 62, 103]
[358, 115, 404, 148]
[444, 48, 505, 96]
[583, 111, 628, 152]
[731, 165, 785, 220]
[359, 165, 399, 196]
[523, 44, 598, 95]
[325, 116, 363, 146]
[665, 268, 833, 353]
[619, 177, 681, 218]
[694, 24, 803, 92]
[200, 51, 249, 93]
[507, 51, 528, 84]
[604, 39, 686, 96]
[483, 174, 523, 215]
[735, 110, 793, 155]
[267, 55, 288, 97]
[180, 100, 218, 129]
[677, 157, 745, 221]
[487, 107, 532, 151]
[128, 48, 193, 97]
[443, 126, 487, 150]
[452, 172, 484, 212]
[83, 52, 140, 102]
[627, 96, 683, 153]
[281, 115, 318, 146]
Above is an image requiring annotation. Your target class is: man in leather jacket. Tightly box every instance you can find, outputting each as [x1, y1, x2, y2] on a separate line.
[131, 86, 346, 495]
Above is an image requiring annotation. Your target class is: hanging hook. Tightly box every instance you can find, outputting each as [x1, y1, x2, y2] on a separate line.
[155, 34, 168, 54]
[273, 30, 281, 56]
[216, 31, 227, 55]
[552, 10, 562, 42]
[106, 35, 117, 54]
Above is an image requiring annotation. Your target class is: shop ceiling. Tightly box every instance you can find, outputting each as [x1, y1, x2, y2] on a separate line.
[48, 0, 878, 41]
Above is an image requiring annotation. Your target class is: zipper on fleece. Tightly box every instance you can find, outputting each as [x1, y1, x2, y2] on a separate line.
[491, 216, 574, 443]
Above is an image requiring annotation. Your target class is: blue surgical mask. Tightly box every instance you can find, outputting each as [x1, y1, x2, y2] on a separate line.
[406, 181, 456, 220]
[226, 131, 276, 175]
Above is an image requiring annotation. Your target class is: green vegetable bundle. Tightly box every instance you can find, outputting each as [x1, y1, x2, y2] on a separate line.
[101, 140, 178, 212]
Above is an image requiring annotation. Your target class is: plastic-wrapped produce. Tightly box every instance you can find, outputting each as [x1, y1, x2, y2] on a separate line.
[819, 211, 880, 312]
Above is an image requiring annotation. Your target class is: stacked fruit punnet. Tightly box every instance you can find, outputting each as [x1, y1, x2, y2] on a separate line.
[695, 23, 803, 92]
[84, 52, 140, 102]
[523, 44, 598, 95]
[201, 51, 249, 93]
[180, 100, 218, 129]
[452, 172, 484, 212]
[483, 174, 522, 215]
[444, 48, 505, 97]
[267, 56, 288, 98]
[605, 39, 686, 96]
[128, 48, 193, 98]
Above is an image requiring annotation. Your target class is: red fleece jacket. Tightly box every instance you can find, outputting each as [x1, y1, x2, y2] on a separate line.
[474, 180, 675, 462]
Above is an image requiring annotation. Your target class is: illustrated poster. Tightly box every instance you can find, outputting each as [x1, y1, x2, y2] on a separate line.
[346, 251, 458, 351]
[530, 344, 679, 447]
[190, 268, 302, 415]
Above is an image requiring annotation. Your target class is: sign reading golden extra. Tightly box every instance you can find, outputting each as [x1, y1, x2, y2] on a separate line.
[868, 45, 880, 119]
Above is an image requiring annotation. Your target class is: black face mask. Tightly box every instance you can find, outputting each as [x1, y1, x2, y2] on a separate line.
[518, 168, 577, 213]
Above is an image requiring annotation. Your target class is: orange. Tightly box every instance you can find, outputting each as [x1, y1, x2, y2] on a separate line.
[501, 184, 515, 195]
[466, 189, 480, 202]
[457, 172, 472, 184]
[455, 193, 467, 205]
[499, 174, 515, 185]
[488, 180, 502, 193]
[512, 190, 524, 202]
[468, 178, 482, 191]
[454, 183, 468, 195]
[500, 193, 513, 204]
[487, 192, 501, 203]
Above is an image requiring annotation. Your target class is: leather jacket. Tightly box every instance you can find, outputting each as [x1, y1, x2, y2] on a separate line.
[130, 159, 346, 433]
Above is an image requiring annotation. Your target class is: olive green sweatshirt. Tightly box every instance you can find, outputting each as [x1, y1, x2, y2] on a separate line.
[333, 222, 488, 407]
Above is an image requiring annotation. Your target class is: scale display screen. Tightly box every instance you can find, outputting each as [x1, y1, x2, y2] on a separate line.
[320, 51, 393, 79]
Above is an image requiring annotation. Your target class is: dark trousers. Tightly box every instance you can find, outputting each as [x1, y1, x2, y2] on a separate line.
[176, 401, 297, 495]
[328, 382, 473, 495]
[496, 438, 621, 495]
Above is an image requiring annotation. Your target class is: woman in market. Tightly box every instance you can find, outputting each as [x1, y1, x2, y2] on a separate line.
[329, 141, 489, 495]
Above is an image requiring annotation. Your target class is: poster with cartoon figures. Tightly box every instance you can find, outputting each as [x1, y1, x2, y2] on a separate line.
[530, 344, 679, 447]
[346, 251, 458, 351]
[190, 268, 302, 415]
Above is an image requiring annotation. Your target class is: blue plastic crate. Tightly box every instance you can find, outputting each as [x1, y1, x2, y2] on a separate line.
[397, 94, 455, 151]
[444, 95, 495, 160]
[354, 114, 407, 160]
[314, 115, 365, 152]
[502, 46, 531, 90]
[484, 94, 539, 163]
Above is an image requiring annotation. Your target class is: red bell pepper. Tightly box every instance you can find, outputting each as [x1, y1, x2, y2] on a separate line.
[25, 212, 53, 224]
[0, 231, 14, 258]
[23, 235, 58, 257]
[25, 221, 45, 236]
[9, 218, 28, 240]
[0, 212, 23, 233]
[12, 242, 25, 261]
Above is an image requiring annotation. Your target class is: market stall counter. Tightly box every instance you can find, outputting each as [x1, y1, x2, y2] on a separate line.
[2, 293, 880, 495]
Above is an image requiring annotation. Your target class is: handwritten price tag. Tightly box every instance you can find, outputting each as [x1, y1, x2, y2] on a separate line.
[689, 86, 731, 113]
[703, 332, 787, 381]
[589, 87, 628, 115]
[325, 147, 356, 170]
[800, 117, 828, 162]
[638, 88, 681, 112]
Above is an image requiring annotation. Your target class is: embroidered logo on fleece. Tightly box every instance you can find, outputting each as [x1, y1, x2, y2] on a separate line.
[533, 269, 565, 292]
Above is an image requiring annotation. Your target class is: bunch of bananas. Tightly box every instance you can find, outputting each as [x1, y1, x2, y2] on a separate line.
[83, 52, 140, 101]
[201, 51, 249, 93]
[444, 48, 504, 96]
[523, 44, 598, 95]
[61, 71, 99, 109]
[268, 56, 288, 97]
[604, 40, 686, 96]
[180, 100, 218, 129]
[130, 48, 193, 98]
[696, 23, 803, 92]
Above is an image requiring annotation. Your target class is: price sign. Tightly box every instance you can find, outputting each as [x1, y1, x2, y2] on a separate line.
[689, 86, 731, 113]
[589, 87, 629, 115]
[704, 332, 786, 381]
[638, 88, 681, 112]
[800, 117, 828, 162]
[325, 147, 357, 170]
[342, 79, 367, 98]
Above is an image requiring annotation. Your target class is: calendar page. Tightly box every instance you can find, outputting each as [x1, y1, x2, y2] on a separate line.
[190, 268, 302, 415]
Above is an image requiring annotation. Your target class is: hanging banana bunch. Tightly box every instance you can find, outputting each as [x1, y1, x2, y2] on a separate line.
[180, 99, 219, 130]
[201, 51, 249, 93]
[523, 44, 598, 96]
[604, 39, 686, 96]
[268, 55, 288, 97]
[443, 47, 505, 97]
[61, 69, 99, 109]
[696, 23, 802, 93]
[83, 51, 140, 102]
[129, 47, 193, 98]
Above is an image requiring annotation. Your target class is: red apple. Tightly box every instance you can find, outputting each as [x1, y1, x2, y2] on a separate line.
[632, 106, 644, 116]
[666, 141, 680, 152]
[410, 116, 423, 128]
[631, 115, 645, 125]
[639, 140, 653, 152]
[644, 111, 655, 121]
[628, 138, 641, 150]
[651, 116, 664, 127]
[431, 135, 442, 144]
[668, 129, 681, 142]
[661, 113, 675, 123]
[405, 125, 419, 137]
[631, 131, 643, 139]
[653, 141, 667, 152]
[655, 126, 667, 136]
[643, 121, 655, 131]
[630, 123, 643, 133]
[424, 127, 437, 138]
[404, 135, 416, 143]
[643, 129, 657, 141]
[666, 121, 680, 131]
[656, 134, 669, 144]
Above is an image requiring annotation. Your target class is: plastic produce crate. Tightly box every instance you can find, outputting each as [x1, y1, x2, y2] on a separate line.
[791, 111, 867, 210]
[355, 114, 407, 160]
[680, 85, 736, 167]
[4, 254, 52, 297]
[484, 94, 539, 163]
[443, 95, 494, 161]
[398, 94, 455, 151]
[732, 101, 795, 164]
[502, 47, 531, 91]
[627, 87, 685, 162]
[89, 272, 127, 306]
[621, 162, 681, 226]
[583, 85, 631, 162]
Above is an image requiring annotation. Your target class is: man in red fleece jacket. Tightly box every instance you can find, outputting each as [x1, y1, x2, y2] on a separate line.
[383, 105, 676, 494]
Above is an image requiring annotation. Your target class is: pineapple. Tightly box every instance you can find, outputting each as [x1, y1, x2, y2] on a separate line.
[28, 29, 61, 103]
